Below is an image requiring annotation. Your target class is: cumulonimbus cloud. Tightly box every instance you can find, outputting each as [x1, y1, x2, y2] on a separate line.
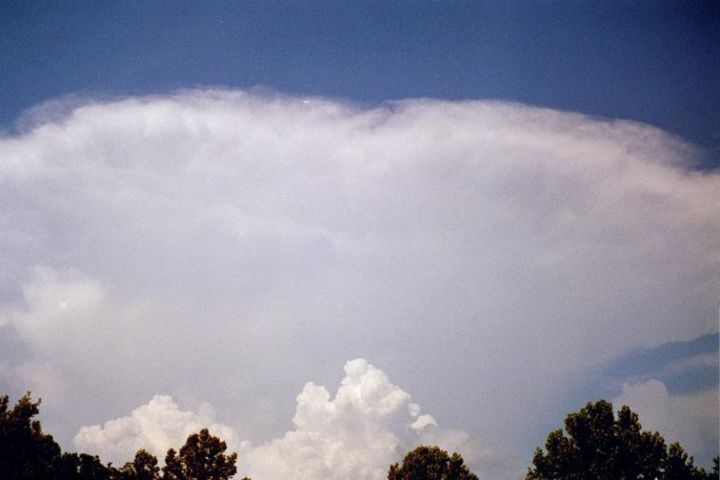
[0, 90, 718, 474]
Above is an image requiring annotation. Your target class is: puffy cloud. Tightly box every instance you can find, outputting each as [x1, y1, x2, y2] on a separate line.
[613, 379, 719, 460]
[0, 91, 718, 473]
[75, 359, 517, 480]
[243, 358, 439, 480]
[74, 395, 241, 466]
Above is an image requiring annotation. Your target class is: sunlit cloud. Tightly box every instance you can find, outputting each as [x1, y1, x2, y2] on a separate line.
[74, 359, 521, 480]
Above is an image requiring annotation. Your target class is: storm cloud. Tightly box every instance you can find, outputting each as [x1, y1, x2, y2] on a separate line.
[0, 90, 718, 476]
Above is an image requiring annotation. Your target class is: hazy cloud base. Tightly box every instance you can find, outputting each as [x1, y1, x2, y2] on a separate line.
[0, 90, 718, 476]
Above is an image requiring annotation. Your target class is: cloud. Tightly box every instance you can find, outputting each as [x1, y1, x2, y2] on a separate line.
[604, 333, 718, 381]
[0, 90, 718, 474]
[0, 266, 104, 346]
[74, 359, 518, 480]
[242, 359, 417, 480]
[612, 379, 719, 461]
[74, 395, 242, 466]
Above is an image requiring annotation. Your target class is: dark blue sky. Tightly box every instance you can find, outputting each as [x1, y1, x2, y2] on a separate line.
[1, 1, 719, 166]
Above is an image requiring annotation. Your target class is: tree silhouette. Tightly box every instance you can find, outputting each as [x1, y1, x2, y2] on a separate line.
[665, 442, 707, 480]
[162, 428, 237, 480]
[527, 400, 716, 480]
[0, 392, 61, 479]
[120, 449, 161, 480]
[388, 445, 479, 480]
[53, 452, 116, 480]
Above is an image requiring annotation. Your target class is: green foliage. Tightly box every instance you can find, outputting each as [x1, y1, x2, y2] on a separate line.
[527, 400, 716, 480]
[162, 428, 238, 480]
[388, 445, 479, 480]
[120, 449, 161, 480]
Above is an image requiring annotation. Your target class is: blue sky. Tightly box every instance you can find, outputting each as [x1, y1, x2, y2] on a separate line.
[0, 3, 718, 479]
[2, 1, 719, 166]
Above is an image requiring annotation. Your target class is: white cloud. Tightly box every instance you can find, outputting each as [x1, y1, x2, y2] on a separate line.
[74, 395, 242, 466]
[74, 359, 516, 480]
[409, 414, 438, 433]
[242, 359, 413, 480]
[0, 91, 718, 474]
[243, 358, 442, 480]
[613, 379, 719, 459]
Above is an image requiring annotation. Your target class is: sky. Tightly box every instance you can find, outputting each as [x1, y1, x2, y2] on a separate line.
[0, 2, 718, 479]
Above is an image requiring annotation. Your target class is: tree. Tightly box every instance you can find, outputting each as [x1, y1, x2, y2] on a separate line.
[665, 442, 707, 480]
[162, 428, 237, 480]
[527, 400, 715, 480]
[52, 452, 116, 480]
[0, 392, 123, 480]
[388, 445, 479, 480]
[0, 392, 61, 479]
[120, 449, 161, 480]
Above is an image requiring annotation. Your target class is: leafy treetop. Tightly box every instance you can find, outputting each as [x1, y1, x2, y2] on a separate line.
[527, 399, 718, 480]
[388, 445, 479, 480]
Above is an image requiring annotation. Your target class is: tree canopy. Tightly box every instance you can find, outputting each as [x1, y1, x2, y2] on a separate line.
[119, 449, 161, 480]
[163, 428, 237, 480]
[527, 399, 719, 480]
[0, 392, 61, 479]
[388, 445, 479, 480]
